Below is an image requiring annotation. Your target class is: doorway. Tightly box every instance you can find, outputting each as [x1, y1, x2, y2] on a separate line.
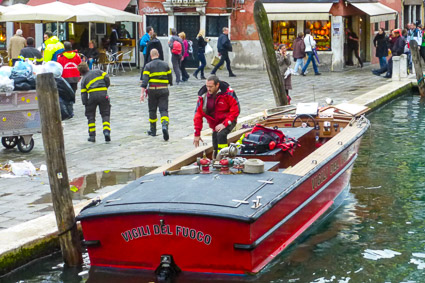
[176, 15, 200, 68]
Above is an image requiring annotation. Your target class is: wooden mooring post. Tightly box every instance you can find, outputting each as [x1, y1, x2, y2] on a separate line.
[409, 40, 425, 97]
[253, 0, 288, 106]
[36, 73, 82, 266]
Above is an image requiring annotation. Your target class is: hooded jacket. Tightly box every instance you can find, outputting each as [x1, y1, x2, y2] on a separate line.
[44, 36, 65, 62]
[194, 81, 240, 136]
[57, 50, 82, 83]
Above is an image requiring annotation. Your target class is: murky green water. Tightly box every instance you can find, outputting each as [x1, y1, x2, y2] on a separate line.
[4, 93, 425, 282]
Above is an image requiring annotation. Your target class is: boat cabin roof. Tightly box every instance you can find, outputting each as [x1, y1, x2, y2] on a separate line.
[77, 169, 301, 223]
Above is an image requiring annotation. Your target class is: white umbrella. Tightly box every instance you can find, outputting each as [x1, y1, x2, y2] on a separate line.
[0, 3, 73, 23]
[75, 3, 143, 23]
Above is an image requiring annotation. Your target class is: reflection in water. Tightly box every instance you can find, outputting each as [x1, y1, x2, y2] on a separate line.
[5, 93, 425, 282]
[29, 166, 157, 207]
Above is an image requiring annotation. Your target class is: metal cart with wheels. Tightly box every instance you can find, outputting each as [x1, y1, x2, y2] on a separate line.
[0, 90, 40, 153]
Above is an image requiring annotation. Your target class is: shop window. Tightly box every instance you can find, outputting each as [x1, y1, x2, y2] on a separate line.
[0, 24, 6, 50]
[304, 20, 331, 51]
[146, 15, 168, 37]
[271, 21, 297, 50]
[206, 16, 229, 37]
[375, 23, 378, 31]
[385, 21, 389, 31]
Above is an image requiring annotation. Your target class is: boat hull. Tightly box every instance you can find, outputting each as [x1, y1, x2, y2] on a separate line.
[80, 136, 363, 275]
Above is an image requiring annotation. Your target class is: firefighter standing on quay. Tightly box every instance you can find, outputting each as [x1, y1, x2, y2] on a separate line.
[140, 48, 173, 141]
[77, 62, 111, 143]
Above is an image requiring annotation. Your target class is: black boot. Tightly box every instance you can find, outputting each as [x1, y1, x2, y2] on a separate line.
[104, 131, 111, 142]
[200, 71, 206, 80]
[88, 136, 95, 142]
[193, 71, 198, 79]
[148, 122, 156, 136]
[162, 121, 169, 141]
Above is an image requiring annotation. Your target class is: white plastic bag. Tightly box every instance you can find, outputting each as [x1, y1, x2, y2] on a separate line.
[11, 161, 37, 176]
[205, 43, 213, 55]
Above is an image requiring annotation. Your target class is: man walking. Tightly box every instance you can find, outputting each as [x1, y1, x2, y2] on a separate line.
[139, 26, 154, 69]
[140, 49, 173, 141]
[8, 29, 26, 66]
[77, 62, 111, 143]
[301, 29, 321, 76]
[193, 75, 240, 153]
[168, 28, 184, 85]
[346, 28, 363, 68]
[19, 37, 43, 65]
[211, 27, 236, 77]
[57, 41, 82, 93]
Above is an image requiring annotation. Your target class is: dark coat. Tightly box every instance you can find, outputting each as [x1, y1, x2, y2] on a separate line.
[217, 33, 232, 53]
[197, 36, 207, 53]
[276, 52, 292, 90]
[392, 36, 405, 56]
[292, 37, 305, 59]
[373, 33, 388, 57]
[83, 48, 99, 60]
[146, 38, 164, 63]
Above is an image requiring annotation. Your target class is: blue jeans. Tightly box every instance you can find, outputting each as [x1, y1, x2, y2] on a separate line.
[301, 52, 319, 74]
[379, 57, 387, 69]
[293, 58, 304, 73]
[88, 58, 94, 70]
[195, 52, 206, 77]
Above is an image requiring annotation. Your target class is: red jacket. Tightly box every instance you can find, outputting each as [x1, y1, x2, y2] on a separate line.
[57, 50, 82, 81]
[194, 81, 240, 136]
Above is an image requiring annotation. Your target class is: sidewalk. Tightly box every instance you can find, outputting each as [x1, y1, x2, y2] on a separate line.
[0, 65, 394, 230]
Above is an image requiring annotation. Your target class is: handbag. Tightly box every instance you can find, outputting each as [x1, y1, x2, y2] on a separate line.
[210, 55, 224, 70]
[205, 43, 213, 55]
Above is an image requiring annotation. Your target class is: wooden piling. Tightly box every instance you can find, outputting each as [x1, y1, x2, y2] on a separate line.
[253, 0, 288, 106]
[409, 40, 425, 97]
[36, 73, 82, 266]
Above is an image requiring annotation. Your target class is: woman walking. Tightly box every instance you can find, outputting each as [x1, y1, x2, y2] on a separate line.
[276, 44, 292, 104]
[193, 29, 208, 79]
[292, 32, 305, 75]
[146, 33, 164, 63]
[179, 32, 190, 82]
[373, 28, 388, 69]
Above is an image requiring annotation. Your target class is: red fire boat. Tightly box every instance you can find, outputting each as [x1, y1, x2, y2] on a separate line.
[77, 103, 370, 277]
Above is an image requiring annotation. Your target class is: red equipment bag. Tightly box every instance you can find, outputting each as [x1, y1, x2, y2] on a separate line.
[241, 124, 299, 155]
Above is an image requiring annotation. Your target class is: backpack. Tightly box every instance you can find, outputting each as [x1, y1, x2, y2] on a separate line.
[188, 40, 193, 54]
[241, 124, 298, 155]
[172, 40, 182, 55]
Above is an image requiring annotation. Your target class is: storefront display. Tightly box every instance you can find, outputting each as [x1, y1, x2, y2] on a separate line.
[305, 20, 331, 51]
[0, 24, 6, 50]
[271, 20, 331, 51]
[272, 21, 296, 50]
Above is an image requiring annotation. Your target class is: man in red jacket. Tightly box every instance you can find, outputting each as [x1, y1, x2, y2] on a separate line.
[193, 75, 240, 152]
[57, 41, 82, 93]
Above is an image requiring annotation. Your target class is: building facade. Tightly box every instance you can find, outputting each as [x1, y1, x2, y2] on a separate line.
[139, 0, 405, 71]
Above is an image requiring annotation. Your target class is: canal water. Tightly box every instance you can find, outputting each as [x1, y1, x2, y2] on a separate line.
[4, 93, 425, 282]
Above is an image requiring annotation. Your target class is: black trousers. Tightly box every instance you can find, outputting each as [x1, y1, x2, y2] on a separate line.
[181, 57, 189, 81]
[211, 51, 233, 75]
[148, 88, 169, 124]
[212, 122, 236, 151]
[85, 92, 111, 136]
[347, 45, 362, 66]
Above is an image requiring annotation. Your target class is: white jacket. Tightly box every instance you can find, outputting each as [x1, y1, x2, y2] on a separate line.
[304, 34, 316, 52]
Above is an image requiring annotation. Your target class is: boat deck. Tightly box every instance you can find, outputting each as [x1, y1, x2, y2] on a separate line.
[77, 170, 301, 223]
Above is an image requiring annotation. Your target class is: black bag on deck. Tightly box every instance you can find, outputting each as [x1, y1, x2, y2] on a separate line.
[241, 130, 281, 154]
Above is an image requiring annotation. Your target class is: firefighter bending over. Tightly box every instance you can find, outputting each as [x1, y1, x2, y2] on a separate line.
[193, 75, 240, 153]
[140, 48, 173, 141]
[77, 62, 111, 143]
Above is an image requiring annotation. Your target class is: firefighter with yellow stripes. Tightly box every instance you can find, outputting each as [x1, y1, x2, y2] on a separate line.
[140, 48, 173, 141]
[77, 62, 111, 143]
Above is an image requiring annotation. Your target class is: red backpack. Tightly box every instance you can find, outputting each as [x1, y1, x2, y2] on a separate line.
[172, 40, 182, 55]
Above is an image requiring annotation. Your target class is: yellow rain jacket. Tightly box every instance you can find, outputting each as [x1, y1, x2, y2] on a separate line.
[43, 36, 65, 62]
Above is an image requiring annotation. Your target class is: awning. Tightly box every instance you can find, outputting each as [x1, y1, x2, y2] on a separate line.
[350, 3, 397, 23]
[263, 3, 332, 21]
[26, 0, 132, 11]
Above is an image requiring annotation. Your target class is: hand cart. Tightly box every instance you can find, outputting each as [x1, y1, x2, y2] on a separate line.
[0, 90, 40, 153]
